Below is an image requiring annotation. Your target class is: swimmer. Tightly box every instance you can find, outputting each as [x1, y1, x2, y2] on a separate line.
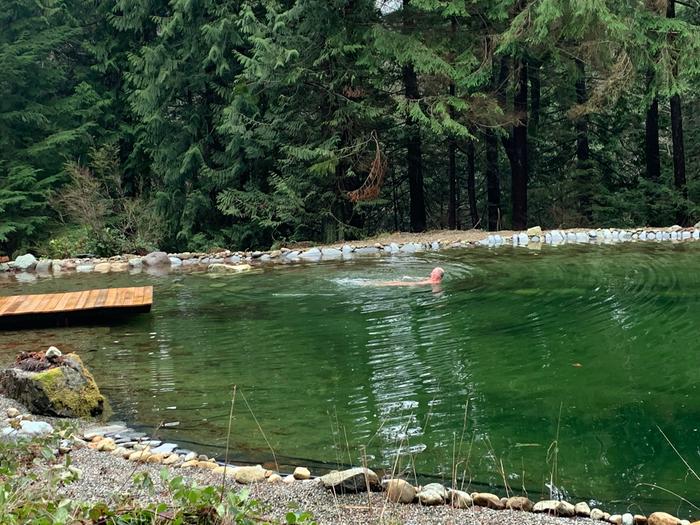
[375, 267, 445, 286]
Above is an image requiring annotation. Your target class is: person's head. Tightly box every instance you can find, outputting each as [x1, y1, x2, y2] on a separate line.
[429, 267, 445, 283]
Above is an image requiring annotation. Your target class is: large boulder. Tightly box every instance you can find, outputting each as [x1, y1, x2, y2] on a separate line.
[13, 254, 37, 271]
[0, 351, 104, 417]
[319, 467, 380, 494]
[142, 251, 171, 266]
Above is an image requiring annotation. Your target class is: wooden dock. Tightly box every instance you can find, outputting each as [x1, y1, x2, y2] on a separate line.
[0, 286, 153, 328]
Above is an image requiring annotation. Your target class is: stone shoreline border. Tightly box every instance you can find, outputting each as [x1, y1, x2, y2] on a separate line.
[2, 407, 694, 525]
[2, 224, 700, 277]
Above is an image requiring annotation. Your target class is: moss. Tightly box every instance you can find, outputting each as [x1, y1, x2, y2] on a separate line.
[33, 355, 104, 417]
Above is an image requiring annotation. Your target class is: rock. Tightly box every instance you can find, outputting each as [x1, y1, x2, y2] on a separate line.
[527, 226, 543, 236]
[83, 425, 128, 440]
[208, 263, 252, 273]
[516, 233, 529, 245]
[169, 257, 182, 266]
[128, 257, 143, 267]
[575, 501, 591, 516]
[150, 443, 178, 455]
[14, 254, 37, 271]
[319, 467, 380, 494]
[506, 496, 533, 512]
[355, 246, 379, 255]
[648, 513, 680, 525]
[293, 466, 311, 480]
[143, 251, 171, 266]
[448, 489, 473, 509]
[35, 259, 52, 273]
[267, 473, 283, 484]
[110, 262, 129, 272]
[1, 420, 54, 440]
[180, 459, 198, 468]
[212, 466, 237, 479]
[283, 474, 295, 484]
[94, 262, 111, 273]
[234, 465, 268, 484]
[6, 407, 20, 418]
[669, 225, 683, 232]
[0, 353, 104, 417]
[299, 248, 322, 260]
[96, 438, 117, 452]
[76, 264, 94, 273]
[146, 453, 169, 464]
[591, 508, 606, 520]
[162, 454, 182, 466]
[623, 514, 635, 525]
[533, 500, 574, 516]
[609, 515, 622, 525]
[634, 515, 648, 525]
[45, 346, 62, 359]
[384, 479, 416, 504]
[472, 492, 504, 510]
[321, 248, 342, 260]
[416, 483, 447, 505]
[183, 451, 197, 462]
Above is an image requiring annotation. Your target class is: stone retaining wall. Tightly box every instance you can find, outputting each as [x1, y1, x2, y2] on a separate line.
[2, 225, 700, 278]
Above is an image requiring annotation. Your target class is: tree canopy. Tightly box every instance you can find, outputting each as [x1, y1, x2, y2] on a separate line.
[1, 0, 698, 256]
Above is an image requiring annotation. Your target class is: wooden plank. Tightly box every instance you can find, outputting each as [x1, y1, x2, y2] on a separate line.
[0, 286, 153, 320]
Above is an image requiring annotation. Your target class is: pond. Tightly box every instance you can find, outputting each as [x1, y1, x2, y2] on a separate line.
[1, 243, 699, 517]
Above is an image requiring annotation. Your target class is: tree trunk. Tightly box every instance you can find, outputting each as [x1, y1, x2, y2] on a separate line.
[667, 0, 688, 225]
[447, 16, 457, 230]
[466, 139, 479, 228]
[511, 59, 528, 230]
[485, 130, 500, 231]
[644, 70, 661, 182]
[575, 59, 590, 163]
[402, 0, 426, 232]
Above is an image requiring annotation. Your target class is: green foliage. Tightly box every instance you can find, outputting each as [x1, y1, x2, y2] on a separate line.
[0, 434, 316, 525]
[1, 0, 699, 252]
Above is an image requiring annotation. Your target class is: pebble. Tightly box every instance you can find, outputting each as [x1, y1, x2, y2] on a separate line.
[6, 407, 19, 418]
[183, 452, 197, 462]
[622, 514, 634, 525]
[267, 473, 283, 483]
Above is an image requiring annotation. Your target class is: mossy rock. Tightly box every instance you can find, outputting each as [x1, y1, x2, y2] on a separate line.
[0, 353, 104, 417]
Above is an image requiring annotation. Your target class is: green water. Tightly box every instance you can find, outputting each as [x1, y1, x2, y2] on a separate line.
[1, 244, 699, 516]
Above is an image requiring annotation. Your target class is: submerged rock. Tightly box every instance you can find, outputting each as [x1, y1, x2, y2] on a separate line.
[319, 467, 380, 494]
[0, 353, 104, 417]
[208, 263, 252, 273]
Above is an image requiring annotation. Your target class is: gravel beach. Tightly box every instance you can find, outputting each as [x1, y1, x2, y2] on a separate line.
[54, 447, 600, 525]
[0, 391, 604, 525]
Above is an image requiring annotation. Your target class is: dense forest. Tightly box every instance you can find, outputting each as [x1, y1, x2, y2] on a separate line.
[2, 0, 699, 256]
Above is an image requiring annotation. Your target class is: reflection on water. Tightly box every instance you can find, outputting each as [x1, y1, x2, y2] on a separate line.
[1, 243, 700, 516]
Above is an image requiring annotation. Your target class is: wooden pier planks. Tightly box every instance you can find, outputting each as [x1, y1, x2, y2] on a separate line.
[0, 286, 153, 321]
